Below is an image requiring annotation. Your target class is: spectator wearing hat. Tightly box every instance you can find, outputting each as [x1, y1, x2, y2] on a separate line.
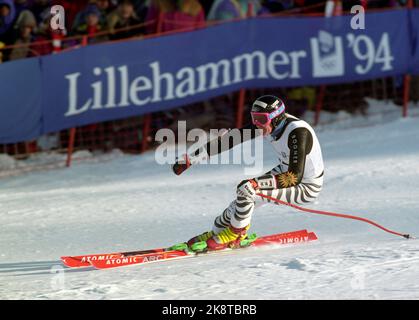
[73, 0, 114, 31]
[9, 9, 37, 60]
[72, 4, 108, 43]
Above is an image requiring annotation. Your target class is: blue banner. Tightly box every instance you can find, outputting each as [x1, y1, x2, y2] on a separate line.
[0, 58, 42, 144]
[41, 9, 412, 133]
[0, 9, 417, 143]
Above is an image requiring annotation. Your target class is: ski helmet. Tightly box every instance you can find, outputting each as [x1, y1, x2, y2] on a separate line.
[251, 95, 286, 128]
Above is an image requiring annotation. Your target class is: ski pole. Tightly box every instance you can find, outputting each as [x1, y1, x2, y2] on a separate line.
[257, 193, 414, 239]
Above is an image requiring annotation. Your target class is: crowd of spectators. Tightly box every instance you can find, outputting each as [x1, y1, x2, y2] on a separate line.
[0, 0, 413, 63]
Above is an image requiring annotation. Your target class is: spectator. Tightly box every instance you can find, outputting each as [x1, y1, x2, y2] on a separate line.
[9, 9, 36, 60]
[30, 7, 56, 56]
[146, 0, 205, 34]
[72, 4, 108, 43]
[73, 0, 114, 30]
[0, 0, 16, 44]
[108, 0, 144, 40]
[207, 0, 242, 21]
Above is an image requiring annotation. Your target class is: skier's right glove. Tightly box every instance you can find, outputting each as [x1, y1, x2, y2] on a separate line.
[237, 179, 259, 198]
[172, 154, 191, 175]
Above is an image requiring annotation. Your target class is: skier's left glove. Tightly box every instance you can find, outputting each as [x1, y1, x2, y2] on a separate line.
[172, 154, 191, 175]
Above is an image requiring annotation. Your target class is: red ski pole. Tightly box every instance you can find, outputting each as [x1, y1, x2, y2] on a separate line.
[257, 193, 414, 239]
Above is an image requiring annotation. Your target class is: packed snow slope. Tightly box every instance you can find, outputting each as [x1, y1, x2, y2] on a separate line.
[1, 116, 419, 299]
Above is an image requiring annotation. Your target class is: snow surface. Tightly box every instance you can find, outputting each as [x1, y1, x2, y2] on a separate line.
[1, 103, 419, 300]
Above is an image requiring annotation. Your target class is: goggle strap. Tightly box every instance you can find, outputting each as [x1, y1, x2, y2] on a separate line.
[268, 104, 285, 120]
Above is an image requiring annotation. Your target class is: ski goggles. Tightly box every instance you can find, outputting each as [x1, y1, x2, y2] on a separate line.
[251, 104, 285, 127]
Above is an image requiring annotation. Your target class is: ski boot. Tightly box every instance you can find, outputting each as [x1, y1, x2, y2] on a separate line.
[206, 225, 251, 251]
[186, 231, 215, 252]
[169, 230, 217, 253]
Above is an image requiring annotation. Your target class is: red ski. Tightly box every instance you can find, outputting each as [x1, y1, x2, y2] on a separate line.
[88, 229, 318, 270]
[61, 247, 168, 268]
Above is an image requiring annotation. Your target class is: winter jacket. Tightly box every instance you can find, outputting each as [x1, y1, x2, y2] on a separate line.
[9, 10, 37, 61]
[0, 0, 16, 37]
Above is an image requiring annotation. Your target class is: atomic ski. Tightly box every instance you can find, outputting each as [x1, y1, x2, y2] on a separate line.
[63, 229, 317, 270]
[61, 247, 170, 268]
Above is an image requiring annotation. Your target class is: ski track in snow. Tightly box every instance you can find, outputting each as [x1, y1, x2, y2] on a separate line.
[1, 117, 419, 299]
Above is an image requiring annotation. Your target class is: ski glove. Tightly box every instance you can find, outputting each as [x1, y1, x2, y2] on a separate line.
[172, 154, 191, 175]
[254, 172, 300, 189]
[237, 174, 279, 198]
[254, 174, 277, 190]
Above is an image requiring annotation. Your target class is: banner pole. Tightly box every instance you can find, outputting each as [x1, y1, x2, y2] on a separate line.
[66, 128, 76, 167]
[66, 36, 89, 167]
[403, 75, 411, 118]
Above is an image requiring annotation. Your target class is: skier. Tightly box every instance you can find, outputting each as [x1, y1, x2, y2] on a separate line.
[172, 95, 324, 251]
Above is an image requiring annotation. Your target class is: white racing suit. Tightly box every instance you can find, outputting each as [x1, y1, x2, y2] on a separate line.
[193, 114, 324, 231]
